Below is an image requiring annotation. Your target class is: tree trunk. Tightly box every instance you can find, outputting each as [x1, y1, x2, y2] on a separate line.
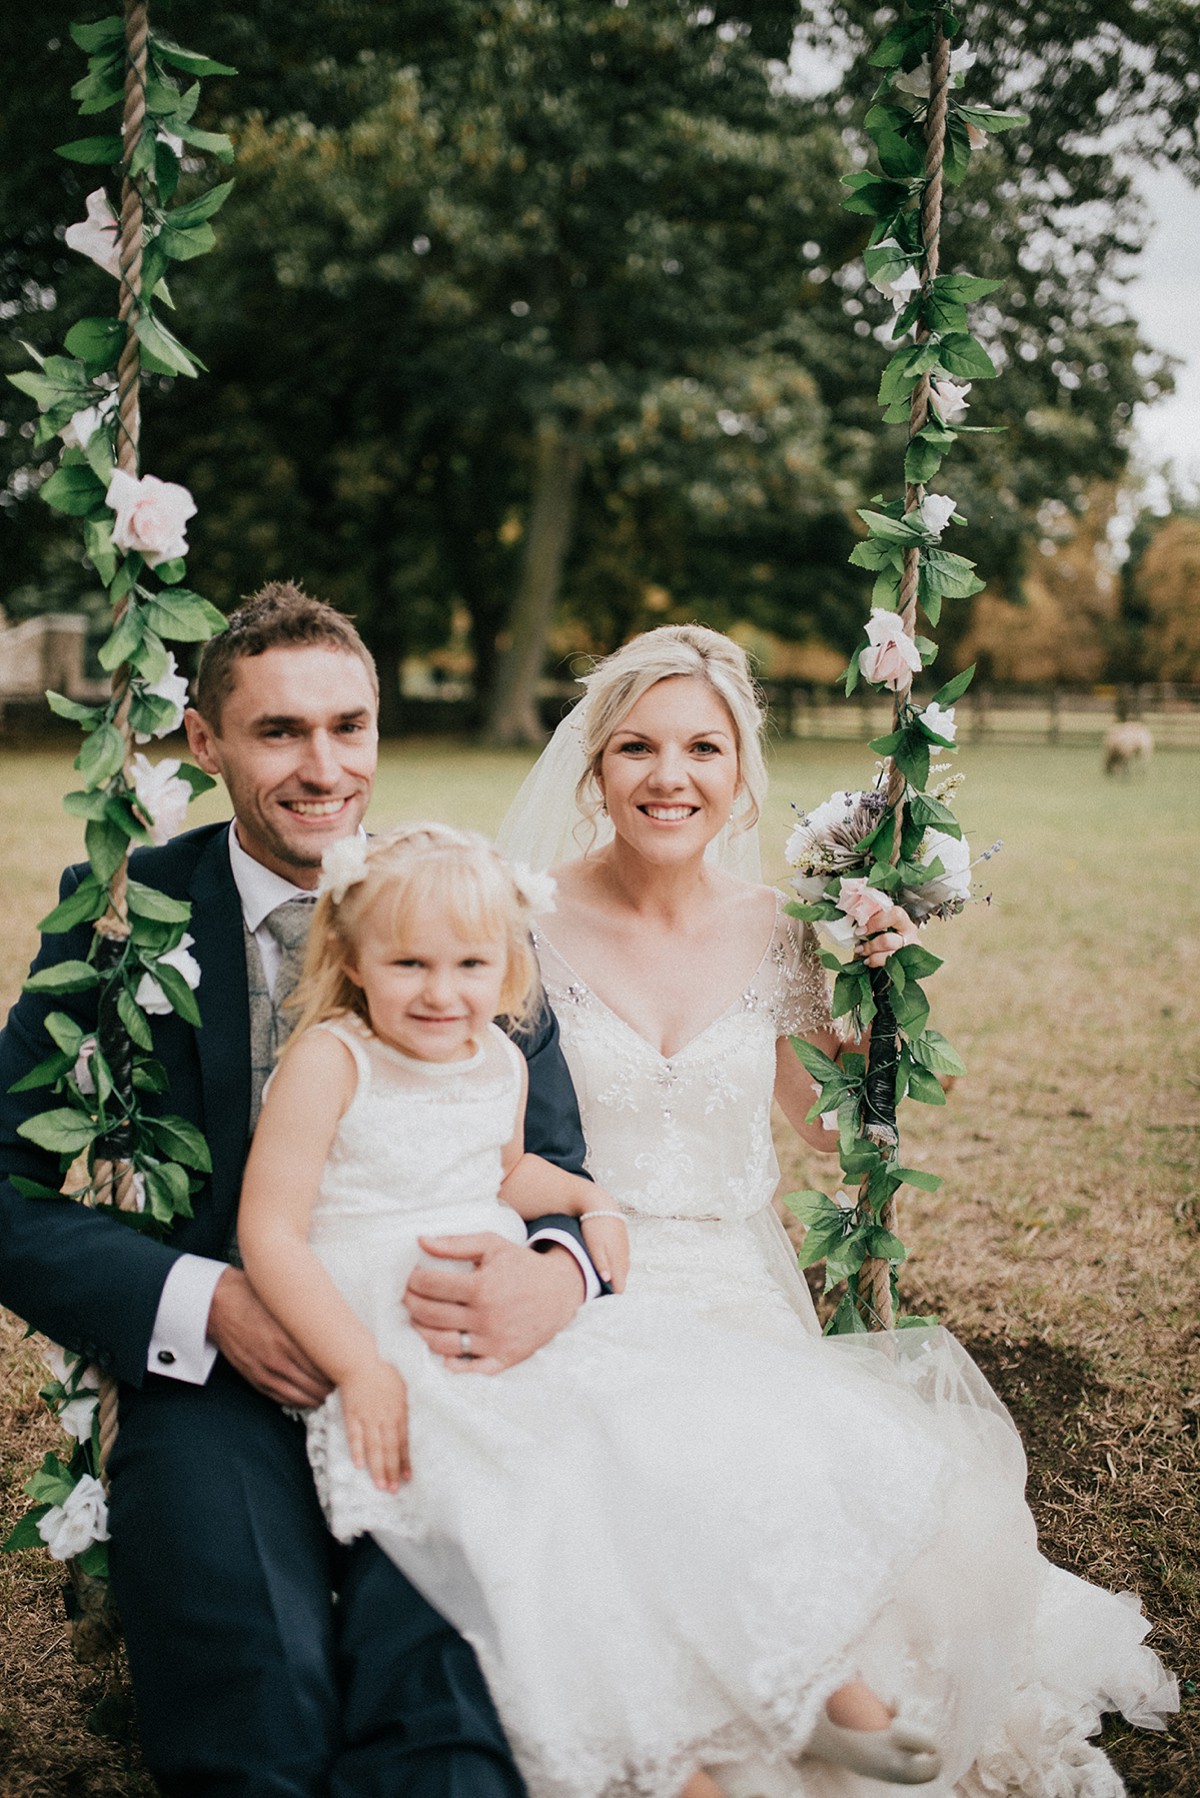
[482, 417, 582, 746]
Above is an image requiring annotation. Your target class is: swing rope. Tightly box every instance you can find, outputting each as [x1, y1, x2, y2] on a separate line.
[93, 0, 146, 1484]
[855, 23, 950, 1333]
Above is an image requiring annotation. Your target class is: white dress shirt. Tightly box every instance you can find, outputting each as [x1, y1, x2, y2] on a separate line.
[147, 825, 596, 1384]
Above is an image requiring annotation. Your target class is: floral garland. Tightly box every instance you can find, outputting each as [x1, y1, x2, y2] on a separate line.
[2, 7, 234, 1608]
[781, 2, 1020, 1335]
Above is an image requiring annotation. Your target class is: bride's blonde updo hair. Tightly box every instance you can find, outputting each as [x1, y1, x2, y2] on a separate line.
[285, 822, 541, 1047]
[576, 625, 768, 839]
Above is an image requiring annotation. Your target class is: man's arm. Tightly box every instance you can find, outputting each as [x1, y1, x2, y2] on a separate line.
[0, 867, 183, 1386]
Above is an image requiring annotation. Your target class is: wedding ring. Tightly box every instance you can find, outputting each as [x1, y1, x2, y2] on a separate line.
[458, 1330, 472, 1358]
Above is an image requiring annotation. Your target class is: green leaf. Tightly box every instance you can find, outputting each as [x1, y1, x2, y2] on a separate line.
[17, 1109, 99, 1156]
[140, 1157, 193, 1223]
[919, 549, 985, 602]
[154, 559, 187, 586]
[832, 966, 870, 1020]
[125, 881, 191, 925]
[7, 1050, 75, 1095]
[83, 516, 119, 586]
[86, 816, 133, 885]
[866, 1226, 908, 1261]
[937, 274, 1004, 304]
[44, 1013, 86, 1058]
[893, 942, 944, 981]
[788, 1037, 843, 1084]
[849, 538, 904, 573]
[144, 1115, 211, 1172]
[56, 134, 124, 164]
[109, 553, 143, 604]
[23, 957, 100, 998]
[931, 664, 975, 707]
[824, 1293, 869, 1336]
[155, 137, 181, 205]
[891, 979, 931, 1037]
[3, 1507, 53, 1551]
[75, 1541, 110, 1579]
[158, 220, 218, 263]
[906, 791, 962, 840]
[39, 464, 106, 518]
[76, 721, 127, 790]
[133, 312, 203, 379]
[46, 692, 105, 730]
[942, 110, 973, 187]
[64, 316, 125, 373]
[147, 962, 202, 1027]
[781, 1188, 844, 1230]
[957, 105, 1027, 134]
[38, 875, 107, 935]
[118, 987, 154, 1051]
[9, 1176, 70, 1202]
[70, 16, 123, 51]
[894, 733, 930, 793]
[909, 1030, 966, 1077]
[97, 606, 145, 674]
[173, 125, 235, 161]
[937, 335, 998, 381]
[150, 36, 238, 78]
[874, 129, 925, 180]
[896, 1165, 944, 1193]
[907, 1065, 948, 1105]
[857, 508, 922, 545]
[904, 435, 946, 485]
[140, 588, 227, 642]
[174, 761, 217, 798]
[166, 180, 235, 229]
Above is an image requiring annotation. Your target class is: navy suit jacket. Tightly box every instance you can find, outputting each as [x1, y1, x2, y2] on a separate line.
[0, 822, 590, 1388]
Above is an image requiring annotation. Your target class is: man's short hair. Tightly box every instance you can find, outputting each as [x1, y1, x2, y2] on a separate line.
[194, 581, 379, 728]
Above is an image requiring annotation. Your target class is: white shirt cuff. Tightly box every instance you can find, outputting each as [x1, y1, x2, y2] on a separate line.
[147, 1255, 227, 1383]
[527, 1227, 602, 1301]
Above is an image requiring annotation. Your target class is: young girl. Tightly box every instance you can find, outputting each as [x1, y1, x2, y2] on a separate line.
[238, 822, 950, 1797]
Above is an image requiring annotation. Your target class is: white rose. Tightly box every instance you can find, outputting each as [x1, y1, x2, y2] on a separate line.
[131, 752, 192, 846]
[510, 863, 557, 916]
[64, 189, 121, 279]
[785, 791, 860, 867]
[59, 1389, 101, 1443]
[788, 872, 830, 902]
[916, 493, 957, 537]
[106, 469, 196, 568]
[908, 828, 972, 917]
[921, 701, 958, 744]
[135, 934, 202, 1016]
[893, 42, 975, 98]
[866, 241, 922, 306]
[135, 652, 190, 743]
[929, 376, 971, 425]
[59, 406, 105, 451]
[36, 1473, 111, 1561]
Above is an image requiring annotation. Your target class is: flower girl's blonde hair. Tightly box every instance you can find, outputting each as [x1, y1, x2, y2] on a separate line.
[285, 823, 542, 1046]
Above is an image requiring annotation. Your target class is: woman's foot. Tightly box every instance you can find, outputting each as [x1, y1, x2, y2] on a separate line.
[802, 1681, 942, 1786]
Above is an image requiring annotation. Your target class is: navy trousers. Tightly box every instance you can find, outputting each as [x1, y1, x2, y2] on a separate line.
[107, 1362, 525, 1798]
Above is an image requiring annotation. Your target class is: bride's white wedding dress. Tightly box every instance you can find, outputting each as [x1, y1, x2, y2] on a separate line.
[303, 906, 1176, 1798]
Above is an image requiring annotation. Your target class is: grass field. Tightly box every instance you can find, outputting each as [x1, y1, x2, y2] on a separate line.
[0, 735, 1197, 1795]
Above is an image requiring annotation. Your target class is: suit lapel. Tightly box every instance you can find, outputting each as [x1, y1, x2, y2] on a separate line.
[188, 826, 252, 1225]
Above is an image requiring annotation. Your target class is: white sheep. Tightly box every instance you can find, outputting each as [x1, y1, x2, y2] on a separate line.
[1103, 720, 1153, 776]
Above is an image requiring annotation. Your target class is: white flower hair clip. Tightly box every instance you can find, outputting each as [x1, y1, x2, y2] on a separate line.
[510, 863, 557, 915]
[317, 835, 371, 904]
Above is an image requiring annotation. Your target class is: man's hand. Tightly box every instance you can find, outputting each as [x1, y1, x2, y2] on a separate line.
[207, 1268, 333, 1408]
[404, 1234, 586, 1374]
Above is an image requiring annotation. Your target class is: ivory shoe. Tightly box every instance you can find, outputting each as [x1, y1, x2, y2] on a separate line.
[802, 1712, 942, 1785]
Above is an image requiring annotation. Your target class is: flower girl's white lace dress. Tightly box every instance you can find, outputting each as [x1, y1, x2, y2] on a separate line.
[303, 913, 1176, 1798]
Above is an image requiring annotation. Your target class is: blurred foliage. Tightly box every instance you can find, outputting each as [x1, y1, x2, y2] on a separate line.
[2, 2, 1197, 729]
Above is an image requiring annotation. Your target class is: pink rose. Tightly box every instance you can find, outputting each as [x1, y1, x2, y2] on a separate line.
[64, 189, 121, 279]
[858, 609, 923, 691]
[106, 469, 196, 568]
[836, 878, 895, 935]
[929, 377, 971, 425]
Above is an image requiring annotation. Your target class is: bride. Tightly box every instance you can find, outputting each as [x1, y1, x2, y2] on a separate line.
[497, 623, 1176, 1798]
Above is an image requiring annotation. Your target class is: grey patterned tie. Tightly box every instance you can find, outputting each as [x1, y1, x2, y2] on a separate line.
[234, 897, 317, 1265]
[247, 897, 316, 1132]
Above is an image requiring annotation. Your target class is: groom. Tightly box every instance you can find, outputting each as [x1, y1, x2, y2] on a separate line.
[0, 583, 598, 1795]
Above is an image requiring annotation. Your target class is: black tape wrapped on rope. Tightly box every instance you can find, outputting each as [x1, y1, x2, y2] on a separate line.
[93, 933, 136, 1163]
[862, 966, 899, 1150]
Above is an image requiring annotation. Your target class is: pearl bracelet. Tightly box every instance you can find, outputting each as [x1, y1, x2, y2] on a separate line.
[579, 1209, 627, 1224]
